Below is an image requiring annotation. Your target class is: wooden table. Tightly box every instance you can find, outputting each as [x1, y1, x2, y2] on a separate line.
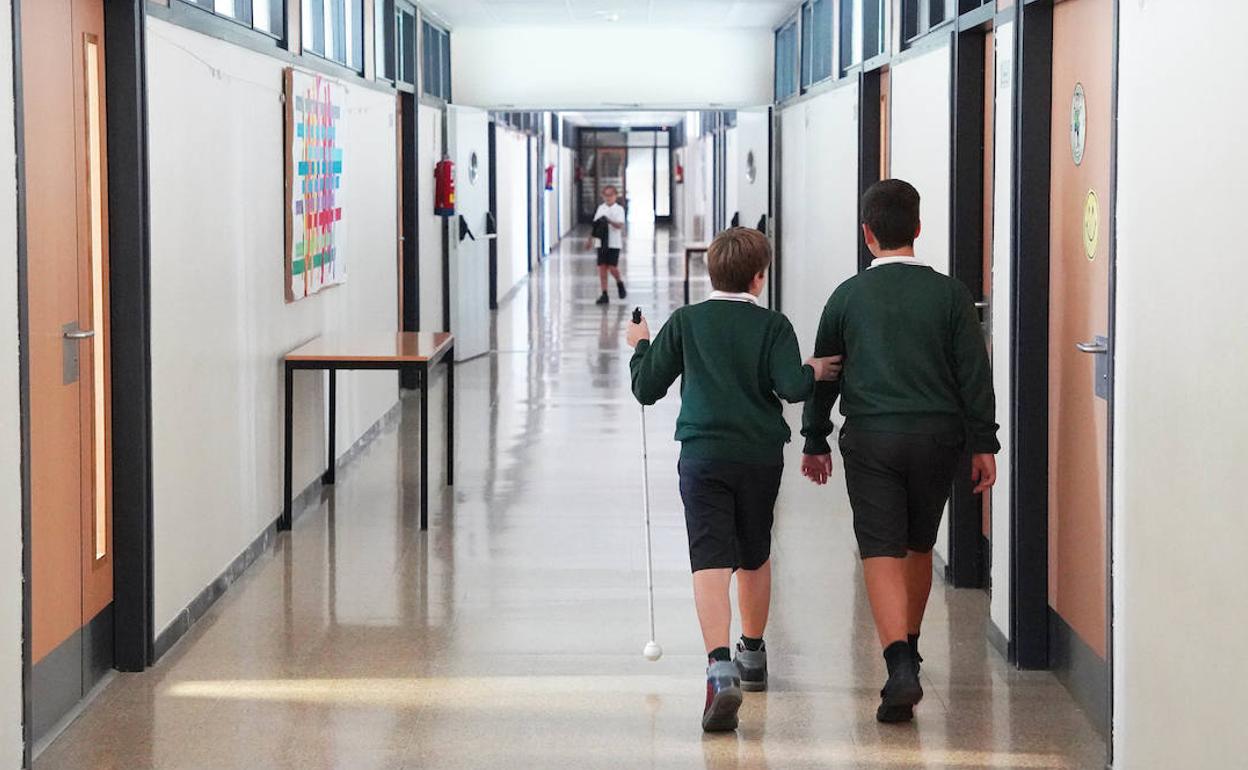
[684, 245, 709, 305]
[282, 332, 454, 532]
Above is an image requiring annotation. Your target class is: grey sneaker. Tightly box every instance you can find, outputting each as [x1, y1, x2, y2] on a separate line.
[702, 660, 743, 732]
[734, 640, 768, 692]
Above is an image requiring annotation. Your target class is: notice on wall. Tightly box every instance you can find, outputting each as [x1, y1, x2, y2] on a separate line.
[285, 68, 347, 302]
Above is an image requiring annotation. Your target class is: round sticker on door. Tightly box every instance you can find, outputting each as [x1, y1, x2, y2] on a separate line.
[745, 150, 757, 185]
[1070, 83, 1087, 166]
[1083, 189, 1100, 261]
[468, 151, 479, 185]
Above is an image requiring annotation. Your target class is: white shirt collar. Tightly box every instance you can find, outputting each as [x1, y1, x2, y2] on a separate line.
[708, 290, 759, 305]
[869, 256, 927, 269]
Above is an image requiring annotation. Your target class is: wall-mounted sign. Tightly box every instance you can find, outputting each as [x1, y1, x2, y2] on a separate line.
[745, 150, 757, 184]
[1083, 189, 1099, 260]
[1070, 83, 1087, 166]
[469, 151, 479, 185]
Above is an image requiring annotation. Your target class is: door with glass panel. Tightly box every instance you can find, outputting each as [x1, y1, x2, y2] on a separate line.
[22, 0, 115, 742]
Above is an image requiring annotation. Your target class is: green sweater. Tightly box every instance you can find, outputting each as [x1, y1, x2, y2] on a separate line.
[631, 299, 816, 465]
[801, 263, 1000, 455]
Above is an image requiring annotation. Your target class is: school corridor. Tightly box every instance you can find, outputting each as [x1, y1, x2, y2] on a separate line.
[1, 0, 1245, 768]
[32, 230, 1103, 769]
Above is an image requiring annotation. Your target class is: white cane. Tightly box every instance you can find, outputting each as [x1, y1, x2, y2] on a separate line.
[634, 307, 663, 662]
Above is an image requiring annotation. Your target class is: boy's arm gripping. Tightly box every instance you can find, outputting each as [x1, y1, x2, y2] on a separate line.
[770, 317, 816, 403]
[630, 313, 683, 406]
[801, 293, 845, 455]
[951, 285, 1001, 453]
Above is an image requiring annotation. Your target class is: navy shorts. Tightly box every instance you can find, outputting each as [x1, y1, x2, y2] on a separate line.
[677, 458, 783, 572]
[597, 247, 620, 267]
[838, 429, 963, 558]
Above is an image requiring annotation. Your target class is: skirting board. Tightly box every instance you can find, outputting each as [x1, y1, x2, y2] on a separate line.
[987, 617, 1010, 661]
[1049, 607, 1109, 737]
[153, 401, 403, 662]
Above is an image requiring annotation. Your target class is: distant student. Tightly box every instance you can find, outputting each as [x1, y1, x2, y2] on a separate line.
[801, 179, 999, 724]
[627, 228, 842, 732]
[586, 185, 627, 304]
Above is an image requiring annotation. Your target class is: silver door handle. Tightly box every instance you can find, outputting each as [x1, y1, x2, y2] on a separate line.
[64, 329, 95, 340]
[974, 301, 989, 309]
[1076, 340, 1107, 354]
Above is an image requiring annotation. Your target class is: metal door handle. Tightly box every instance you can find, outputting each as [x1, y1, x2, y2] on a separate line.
[1076, 340, 1108, 354]
[974, 301, 989, 310]
[64, 329, 95, 340]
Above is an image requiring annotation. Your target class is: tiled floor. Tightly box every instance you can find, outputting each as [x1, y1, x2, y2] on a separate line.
[36, 226, 1106, 769]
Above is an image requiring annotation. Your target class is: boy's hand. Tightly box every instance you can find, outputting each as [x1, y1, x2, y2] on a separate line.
[805, 355, 844, 382]
[971, 453, 997, 494]
[584, 238, 594, 250]
[627, 316, 650, 348]
[801, 453, 833, 485]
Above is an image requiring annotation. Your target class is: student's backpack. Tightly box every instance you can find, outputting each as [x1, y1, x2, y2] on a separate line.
[592, 216, 609, 243]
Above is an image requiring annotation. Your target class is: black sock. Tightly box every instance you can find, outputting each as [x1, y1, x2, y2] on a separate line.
[883, 641, 912, 674]
[907, 633, 922, 662]
[740, 635, 764, 652]
[708, 647, 732, 663]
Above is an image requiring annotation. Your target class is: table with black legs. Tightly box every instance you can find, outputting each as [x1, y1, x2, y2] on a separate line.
[281, 332, 454, 532]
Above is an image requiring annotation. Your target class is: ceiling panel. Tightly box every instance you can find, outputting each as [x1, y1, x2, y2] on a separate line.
[418, 0, 801, 29]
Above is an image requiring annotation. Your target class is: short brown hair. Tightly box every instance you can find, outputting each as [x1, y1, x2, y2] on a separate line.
[707, 228, 771, 293]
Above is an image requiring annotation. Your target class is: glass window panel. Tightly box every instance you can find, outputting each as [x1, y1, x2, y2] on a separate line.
[800, 4, 813, 89]
[422, 21, 435, 95]
[399, 10, 416, 84]
[376, 1, 395, 79]
[813, 0, 832, 82]
[84, 37, 109, 562]
[214, 0, 240, 19]
[440, 29, 451, 99]
[304, 0, 324, 55]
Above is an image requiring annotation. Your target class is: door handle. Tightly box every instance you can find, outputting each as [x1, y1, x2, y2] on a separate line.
[974, 301, 989, 310]
[1076, 340, 1108, 354]
[64, 329, 96, 340]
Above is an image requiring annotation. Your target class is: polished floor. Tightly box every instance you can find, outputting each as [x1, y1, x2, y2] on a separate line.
[37, 226, 1106, 769]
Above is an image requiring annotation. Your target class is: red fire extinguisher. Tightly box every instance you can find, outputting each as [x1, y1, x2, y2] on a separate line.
[435, 158, 455, 217]
[674, 163, 685, 185]
[544, 164, 555, 191]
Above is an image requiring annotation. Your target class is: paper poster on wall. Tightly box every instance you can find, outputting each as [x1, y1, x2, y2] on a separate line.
[284, 68, 346, 302]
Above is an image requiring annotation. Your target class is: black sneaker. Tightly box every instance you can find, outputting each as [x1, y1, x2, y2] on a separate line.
[734, 640, 767, 692]
[595, 292, 609, 305]
[617, 282, 628, 299]
[877, 642, 922, 724]
[702, 660, 743, 732]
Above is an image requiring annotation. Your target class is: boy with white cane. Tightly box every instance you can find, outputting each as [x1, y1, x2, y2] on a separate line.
[626, 228, 841, 732]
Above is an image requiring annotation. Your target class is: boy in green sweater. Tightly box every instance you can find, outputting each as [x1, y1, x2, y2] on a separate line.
[800, 179, 999, 724]
[627, 228, 841, 732]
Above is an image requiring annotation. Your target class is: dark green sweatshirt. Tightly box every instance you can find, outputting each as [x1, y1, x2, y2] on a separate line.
[801, 262, 1000, 455]
[631, 299, 815, 465]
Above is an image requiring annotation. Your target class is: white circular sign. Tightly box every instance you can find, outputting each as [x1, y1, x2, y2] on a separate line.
[1070, 83, 1087, 166]
[469, 151, 480, 185]
[745, 150, 757, 185]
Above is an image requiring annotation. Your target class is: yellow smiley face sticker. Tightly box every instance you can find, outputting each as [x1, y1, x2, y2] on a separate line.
[1083, 189, 1099, 261]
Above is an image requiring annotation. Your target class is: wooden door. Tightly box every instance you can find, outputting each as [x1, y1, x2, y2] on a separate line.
[22, 0, 113, 737]
[1048, 0, 1112, 662]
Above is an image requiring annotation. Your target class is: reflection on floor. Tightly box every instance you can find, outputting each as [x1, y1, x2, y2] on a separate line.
[36, 225, 1105, 769]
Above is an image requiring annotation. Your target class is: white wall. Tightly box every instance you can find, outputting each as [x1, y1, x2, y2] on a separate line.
[495, 125, 530, 302]
[418, 104, 446, 332]
[451, 27, 773, 109]
[0, 0, 25, 762]
[1114, 2, 1248, 766]
[679, 123, 714, 243]
[559, 145, 575, 239]
[146, 19, 399, 632]
[736, 108, 771, 233]
[779, 84, 860, 355]
[890, 43, 952, 275]
[988, 21, 1015, 641]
